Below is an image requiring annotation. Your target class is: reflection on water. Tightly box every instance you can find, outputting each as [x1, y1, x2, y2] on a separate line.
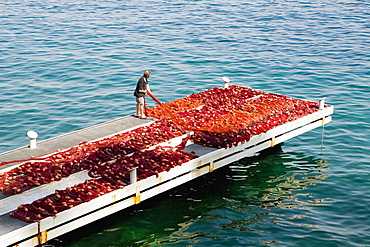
[133, 145, 331, 246]
[49, 144, 331, 246]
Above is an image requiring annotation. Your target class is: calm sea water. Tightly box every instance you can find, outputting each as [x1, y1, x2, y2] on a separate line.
[1, 0, 369, 246]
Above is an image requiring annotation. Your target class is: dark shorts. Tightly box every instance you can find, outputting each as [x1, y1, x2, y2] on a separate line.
[136, 97, 145, 104]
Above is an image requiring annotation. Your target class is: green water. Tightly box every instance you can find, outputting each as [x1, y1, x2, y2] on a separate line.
[1, 0, 369, 246]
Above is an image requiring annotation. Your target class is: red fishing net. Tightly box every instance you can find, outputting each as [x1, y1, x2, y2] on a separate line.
[2, 85, 321, 223]
[146, 85, 320, 148]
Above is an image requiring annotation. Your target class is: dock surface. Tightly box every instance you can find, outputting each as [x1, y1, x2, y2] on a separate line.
[0, 115, 154, 243]
[0, 90, 334, 247]
[0, 116, 153, 170]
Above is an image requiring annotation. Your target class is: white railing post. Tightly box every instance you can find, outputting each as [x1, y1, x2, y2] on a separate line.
[222, 76, 230, 88]
[319, 97, 326, 110]
[318, 97, 327, 154]
[129, 167, 137, 184]
[27, 131, 38, 149]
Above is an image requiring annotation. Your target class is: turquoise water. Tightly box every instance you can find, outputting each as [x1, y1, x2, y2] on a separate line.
[1, 0, 369, 246]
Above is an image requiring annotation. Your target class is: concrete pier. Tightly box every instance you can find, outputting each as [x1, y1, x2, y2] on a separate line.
[0, 116, 153, 170]
[0, 102, 334, 247]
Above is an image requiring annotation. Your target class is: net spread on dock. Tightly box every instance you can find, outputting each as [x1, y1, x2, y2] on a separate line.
[1, 86, 320, 223]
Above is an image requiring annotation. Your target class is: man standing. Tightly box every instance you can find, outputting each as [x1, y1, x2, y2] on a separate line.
[134, 70, 151, 119]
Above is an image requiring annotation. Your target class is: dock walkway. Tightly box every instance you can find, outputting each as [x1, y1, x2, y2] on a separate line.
[0, 100, 334, 247]
[0, 115, 154, 245]
[0, 116, 153, 170]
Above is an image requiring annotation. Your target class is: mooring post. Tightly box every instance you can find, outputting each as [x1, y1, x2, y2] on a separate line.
[319, 97, 326, 110]
[129, 167, 137, 184]
[318, 98, 326, 154]
[222, 76, 230, 88]
[27, 130, 38, 149]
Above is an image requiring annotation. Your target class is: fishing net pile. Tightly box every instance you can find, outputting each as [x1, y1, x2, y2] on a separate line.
[1, 119, 197, 222]
[146, 85, 320, 148]
[1, 85, 320, 223]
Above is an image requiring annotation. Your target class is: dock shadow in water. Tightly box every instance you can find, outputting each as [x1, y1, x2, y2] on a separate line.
[141, 144, 331, 246]
[47, 144, 330, 247]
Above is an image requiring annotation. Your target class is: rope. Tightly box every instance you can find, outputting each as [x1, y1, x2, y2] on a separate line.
[147, 91, 163, 105]
[0, 157, 46, 167]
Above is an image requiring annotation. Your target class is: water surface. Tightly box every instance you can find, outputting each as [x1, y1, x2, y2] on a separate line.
[1, 0, 369, 246]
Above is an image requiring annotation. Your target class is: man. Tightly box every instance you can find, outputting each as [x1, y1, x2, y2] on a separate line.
[134, 70, 151, 119]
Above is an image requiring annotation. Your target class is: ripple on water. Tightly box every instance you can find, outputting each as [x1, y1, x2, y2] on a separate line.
[1, 0, 370, 246]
